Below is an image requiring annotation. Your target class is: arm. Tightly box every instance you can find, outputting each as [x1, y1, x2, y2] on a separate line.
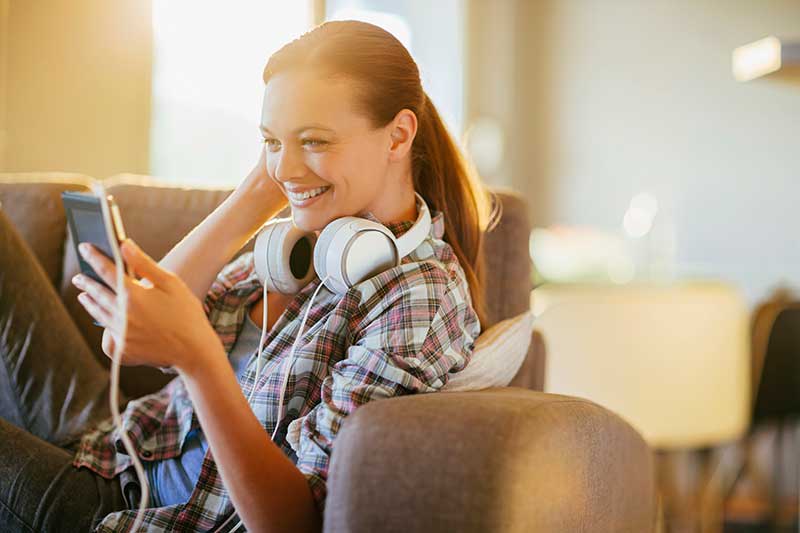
[176, 265, 476, 531]
[158, 147, 286, 301]
[179, 351, 322, 533]
[74, 231, 475, 531]
[102, 147, 287, 357]
[75, 240, 321, 532]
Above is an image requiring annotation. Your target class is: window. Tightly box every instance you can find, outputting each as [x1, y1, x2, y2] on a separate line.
[149, 1, 464, 186]
[149, 0, 313, 186]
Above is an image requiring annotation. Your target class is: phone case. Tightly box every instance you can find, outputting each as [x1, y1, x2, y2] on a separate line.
[61, 190, 130, 325]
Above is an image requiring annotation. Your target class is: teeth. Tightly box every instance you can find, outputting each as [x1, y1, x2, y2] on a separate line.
[287, 186, 330, 202]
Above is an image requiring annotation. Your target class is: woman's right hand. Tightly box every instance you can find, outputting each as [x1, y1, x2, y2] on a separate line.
[101, 327, 148, 366]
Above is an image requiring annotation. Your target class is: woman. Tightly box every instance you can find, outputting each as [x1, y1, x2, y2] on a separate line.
[0, 20, 492, 532]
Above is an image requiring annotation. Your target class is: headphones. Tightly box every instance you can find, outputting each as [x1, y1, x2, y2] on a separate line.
[253, 192, 432, 295]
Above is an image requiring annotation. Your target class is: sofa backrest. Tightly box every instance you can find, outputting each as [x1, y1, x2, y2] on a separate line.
[0, 173, 94, 287]
[1, 172, 534, 396]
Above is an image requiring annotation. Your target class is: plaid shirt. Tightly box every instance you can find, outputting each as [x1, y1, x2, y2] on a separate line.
[72, 204, 480, 532]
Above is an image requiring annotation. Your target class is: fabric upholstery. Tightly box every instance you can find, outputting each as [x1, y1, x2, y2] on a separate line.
[509, 330, 546, 391]
[483, 188, 533, 327]
[0, 173, 92, 288]
[324, 388, 657, 533]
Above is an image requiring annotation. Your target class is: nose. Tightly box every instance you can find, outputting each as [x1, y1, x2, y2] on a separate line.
[273, 145, 306, 183]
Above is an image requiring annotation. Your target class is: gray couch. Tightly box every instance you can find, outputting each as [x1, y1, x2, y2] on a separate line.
[0, 172, 656, 532]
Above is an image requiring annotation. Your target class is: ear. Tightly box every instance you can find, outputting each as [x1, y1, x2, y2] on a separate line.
[387, 109, 418, 161]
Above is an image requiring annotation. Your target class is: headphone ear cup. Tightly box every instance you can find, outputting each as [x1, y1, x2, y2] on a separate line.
[315, 217, 398, 294]
[313, 217, 355, 292]
[254, 221, 280, 288]
[254, 219, 316, 295]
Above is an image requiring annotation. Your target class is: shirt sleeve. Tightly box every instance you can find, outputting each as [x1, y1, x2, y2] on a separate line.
[293, 261, 480, 512]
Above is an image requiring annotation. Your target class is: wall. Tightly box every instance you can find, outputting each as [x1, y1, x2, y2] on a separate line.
[2, 0, 152, 178]
[0, 0, 8, 169]
[513, 0, 800, 303]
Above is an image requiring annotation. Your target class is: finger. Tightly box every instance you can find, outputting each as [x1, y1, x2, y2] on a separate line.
[77, 292, 116, 329]
[72, 273, 117, 315]
[78, 243, 119, 291]
[120, 239, 174, 289]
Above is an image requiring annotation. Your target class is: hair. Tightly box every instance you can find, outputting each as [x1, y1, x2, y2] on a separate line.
[263, 20, 499, 329]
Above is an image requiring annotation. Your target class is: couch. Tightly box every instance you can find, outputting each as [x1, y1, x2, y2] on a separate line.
[0, 172, 656, 532]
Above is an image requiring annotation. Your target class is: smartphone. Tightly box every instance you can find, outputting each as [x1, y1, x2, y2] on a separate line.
[61, 190, 133, 292]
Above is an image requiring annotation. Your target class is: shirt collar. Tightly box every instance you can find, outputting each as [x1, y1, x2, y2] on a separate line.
[360, 194, 444, 240]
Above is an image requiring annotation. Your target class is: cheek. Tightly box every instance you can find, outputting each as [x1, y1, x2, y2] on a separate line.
[304, 153, 349, 187]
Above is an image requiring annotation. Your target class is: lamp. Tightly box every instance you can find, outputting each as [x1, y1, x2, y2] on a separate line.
[732, 36, 800, 82]
[531, 282, 750, 448]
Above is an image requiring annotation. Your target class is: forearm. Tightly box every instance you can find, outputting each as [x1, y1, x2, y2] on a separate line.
[178, 351, 321, 533]
[159, 177, 287, 301]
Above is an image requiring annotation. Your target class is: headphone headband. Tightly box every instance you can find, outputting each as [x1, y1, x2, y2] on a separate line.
[394, 192, 432, 259]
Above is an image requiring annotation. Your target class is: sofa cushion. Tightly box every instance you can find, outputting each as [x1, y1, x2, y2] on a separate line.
[443, 310, 535, 392]
[0, 173, 92, 288]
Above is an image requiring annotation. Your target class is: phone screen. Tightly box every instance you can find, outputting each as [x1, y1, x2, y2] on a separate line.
[61, 191, 121, 292]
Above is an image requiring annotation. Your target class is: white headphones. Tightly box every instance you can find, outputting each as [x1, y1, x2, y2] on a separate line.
[254, 192, 432, 295]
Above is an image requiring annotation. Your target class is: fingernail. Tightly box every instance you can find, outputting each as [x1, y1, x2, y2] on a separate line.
[72, 274, 83, 285]
[78, 243, 90, 256]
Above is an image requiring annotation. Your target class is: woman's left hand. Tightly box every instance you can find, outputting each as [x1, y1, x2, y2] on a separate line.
[72, 239, 223, 373]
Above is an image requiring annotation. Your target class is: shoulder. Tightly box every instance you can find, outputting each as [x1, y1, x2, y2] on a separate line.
[343, 230, 480, 355]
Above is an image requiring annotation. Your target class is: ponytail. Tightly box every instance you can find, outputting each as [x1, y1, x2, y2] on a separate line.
[412, 94, 497, 329]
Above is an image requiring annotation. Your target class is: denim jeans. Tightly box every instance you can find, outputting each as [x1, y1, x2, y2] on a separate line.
[0, 208, 134, 532]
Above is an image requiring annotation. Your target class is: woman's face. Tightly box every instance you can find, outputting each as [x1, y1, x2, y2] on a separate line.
[260, 69, 412, 232]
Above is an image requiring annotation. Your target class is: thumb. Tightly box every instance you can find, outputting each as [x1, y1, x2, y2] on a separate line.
[121, 239, 172, 288]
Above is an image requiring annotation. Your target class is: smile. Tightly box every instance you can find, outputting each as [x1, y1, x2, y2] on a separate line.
[287, 185, 331, 205]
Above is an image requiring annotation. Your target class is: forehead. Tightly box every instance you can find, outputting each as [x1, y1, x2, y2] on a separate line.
[260, 70, 369, 133]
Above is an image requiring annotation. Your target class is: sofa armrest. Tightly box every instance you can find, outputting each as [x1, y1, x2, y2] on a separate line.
[324, 387, 656, 533]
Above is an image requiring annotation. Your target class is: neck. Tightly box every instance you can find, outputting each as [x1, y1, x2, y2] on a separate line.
[364, 161, 417, 225]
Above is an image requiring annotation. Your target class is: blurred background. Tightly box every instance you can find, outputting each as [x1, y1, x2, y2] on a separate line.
[2, 0, 799, 304]
[1, 1, 799, 531]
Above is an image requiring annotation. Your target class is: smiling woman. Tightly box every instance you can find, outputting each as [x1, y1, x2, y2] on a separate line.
[0, 19, 495, 533]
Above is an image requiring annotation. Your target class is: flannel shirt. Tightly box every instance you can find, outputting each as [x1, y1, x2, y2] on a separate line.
[71, 201, 481, 532]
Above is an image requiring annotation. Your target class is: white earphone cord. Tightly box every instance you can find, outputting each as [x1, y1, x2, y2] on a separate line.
[93, 182, 149, 530]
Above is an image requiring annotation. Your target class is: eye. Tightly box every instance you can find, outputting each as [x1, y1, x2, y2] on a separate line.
[263, 138, 282, 152]
[302, 139, 328, 149]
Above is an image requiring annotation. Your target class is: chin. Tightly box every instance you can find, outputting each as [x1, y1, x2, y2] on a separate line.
[290, 209, 334, 233]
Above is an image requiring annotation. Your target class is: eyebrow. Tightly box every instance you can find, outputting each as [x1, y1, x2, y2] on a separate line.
[259, 124, 335, 136]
